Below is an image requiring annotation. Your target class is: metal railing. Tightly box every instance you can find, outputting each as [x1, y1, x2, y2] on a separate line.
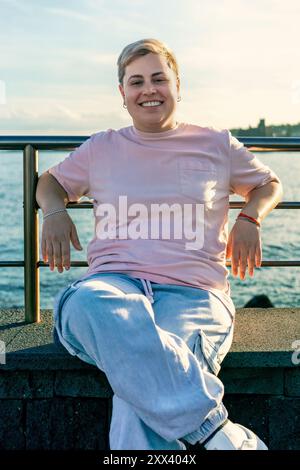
[0, 136, 299, 323]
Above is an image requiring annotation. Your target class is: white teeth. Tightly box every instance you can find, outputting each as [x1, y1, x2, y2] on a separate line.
[141, 101, 162, 107]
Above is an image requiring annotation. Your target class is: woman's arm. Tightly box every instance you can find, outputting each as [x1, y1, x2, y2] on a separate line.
[226, 180, 283, 279]
[238, 180, 283, 224]
[36, 172, 83, 273]
[36, 171, 69, 213]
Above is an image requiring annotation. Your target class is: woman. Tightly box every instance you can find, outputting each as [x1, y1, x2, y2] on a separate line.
[36, 38, 282, 450]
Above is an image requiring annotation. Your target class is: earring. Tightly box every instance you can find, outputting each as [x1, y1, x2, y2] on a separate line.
[177, 96, 181, 102]
[123, 103, 127, 109]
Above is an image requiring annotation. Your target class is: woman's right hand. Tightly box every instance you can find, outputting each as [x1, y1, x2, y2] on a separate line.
[41, 211, 83, 273]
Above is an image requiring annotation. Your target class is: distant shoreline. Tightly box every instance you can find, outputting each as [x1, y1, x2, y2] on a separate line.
[230, 118, 300, 137]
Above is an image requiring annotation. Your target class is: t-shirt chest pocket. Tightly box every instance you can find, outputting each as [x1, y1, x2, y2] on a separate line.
[178, 159, 218, 202]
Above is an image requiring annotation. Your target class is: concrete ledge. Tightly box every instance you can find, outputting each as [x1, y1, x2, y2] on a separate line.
[1, 308, 299, 370]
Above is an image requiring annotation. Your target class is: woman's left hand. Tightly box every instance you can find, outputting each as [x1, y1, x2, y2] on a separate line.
[226, 219, 262, 279]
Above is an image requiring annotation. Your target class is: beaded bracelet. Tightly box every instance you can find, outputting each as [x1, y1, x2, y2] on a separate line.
[43, 208, 67, 220]
[237, 212, 261, 227]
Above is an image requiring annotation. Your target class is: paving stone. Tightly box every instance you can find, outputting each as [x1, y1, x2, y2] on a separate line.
[73, 398, 108, 450]
[285, 368, 300, 396]
[269, 397, 300, 450]
[55, 370, 112, 398]
[0, 371, 31, 398]
[220, 367, 284, 394]
[0, 400, 25, 449]
[223, 394, 269, 447]
[26, 398, 75, 450]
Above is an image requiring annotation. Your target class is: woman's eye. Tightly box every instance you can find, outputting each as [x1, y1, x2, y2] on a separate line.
[131, 79, 165, 85]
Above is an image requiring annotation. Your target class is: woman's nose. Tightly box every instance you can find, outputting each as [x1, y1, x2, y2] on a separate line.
[142, 83, 157, 94]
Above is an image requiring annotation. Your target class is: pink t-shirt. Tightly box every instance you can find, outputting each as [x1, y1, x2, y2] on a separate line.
[47, 122, 280, 316]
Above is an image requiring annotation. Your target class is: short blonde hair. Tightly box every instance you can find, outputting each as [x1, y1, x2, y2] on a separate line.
[117, 38, 180, 86]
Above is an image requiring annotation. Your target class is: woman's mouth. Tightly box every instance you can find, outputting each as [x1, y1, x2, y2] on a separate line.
[139, 101, 164, 108]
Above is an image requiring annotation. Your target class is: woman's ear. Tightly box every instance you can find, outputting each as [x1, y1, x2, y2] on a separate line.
[119, 84, 125, 99]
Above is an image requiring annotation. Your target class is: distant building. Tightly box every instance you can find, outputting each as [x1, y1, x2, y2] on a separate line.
[257, 119, 266, 136]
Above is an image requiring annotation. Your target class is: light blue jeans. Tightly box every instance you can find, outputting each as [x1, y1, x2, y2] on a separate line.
[52, 272, 235, 450]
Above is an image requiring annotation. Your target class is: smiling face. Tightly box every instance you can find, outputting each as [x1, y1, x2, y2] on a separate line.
[119, 52, 180, 133]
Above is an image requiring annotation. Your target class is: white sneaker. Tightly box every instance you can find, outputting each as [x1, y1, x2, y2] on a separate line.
[203, 419, 268, 450]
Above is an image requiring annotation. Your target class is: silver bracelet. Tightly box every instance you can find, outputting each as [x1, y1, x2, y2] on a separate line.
[43, 208, 67, 220]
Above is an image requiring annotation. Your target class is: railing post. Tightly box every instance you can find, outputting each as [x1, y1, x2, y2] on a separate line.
[23, 145, 40, 323]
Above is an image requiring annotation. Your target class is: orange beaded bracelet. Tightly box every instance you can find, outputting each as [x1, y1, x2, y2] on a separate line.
[237, 212, 261, 227]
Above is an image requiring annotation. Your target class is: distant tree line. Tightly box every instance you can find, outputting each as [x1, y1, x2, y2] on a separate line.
[230, 119, 300, 137]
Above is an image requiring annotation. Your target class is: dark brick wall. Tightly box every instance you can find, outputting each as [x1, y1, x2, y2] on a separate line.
[0, 370, 111, 450]
[0, 366, 299, 450]
[223, 395, 300, 450]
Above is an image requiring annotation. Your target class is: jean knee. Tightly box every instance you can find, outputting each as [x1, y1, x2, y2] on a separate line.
[63, 283, 154, 335]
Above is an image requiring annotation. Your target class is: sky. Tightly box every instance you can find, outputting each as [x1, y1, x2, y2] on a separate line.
[0, 0, 300, 134]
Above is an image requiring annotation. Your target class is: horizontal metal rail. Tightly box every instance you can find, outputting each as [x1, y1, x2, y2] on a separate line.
[2, 260, 300, 268]
[1, 135, 300, 150]
[0, 136, 299, 322]
[41, 200, 300, 209]
[229, 201, 300, 209]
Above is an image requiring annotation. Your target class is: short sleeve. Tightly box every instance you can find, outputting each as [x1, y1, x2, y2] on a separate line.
[47, 137, 91, 202]
[228, 130, 281, 197]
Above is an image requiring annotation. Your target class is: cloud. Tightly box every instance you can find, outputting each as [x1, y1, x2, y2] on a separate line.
[45, 7, 96, 24]
[1, 0, 300, 132]
[0, 90, 130, 133]
[1, 0, 31, 13]
[55, 104, 82, 121]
